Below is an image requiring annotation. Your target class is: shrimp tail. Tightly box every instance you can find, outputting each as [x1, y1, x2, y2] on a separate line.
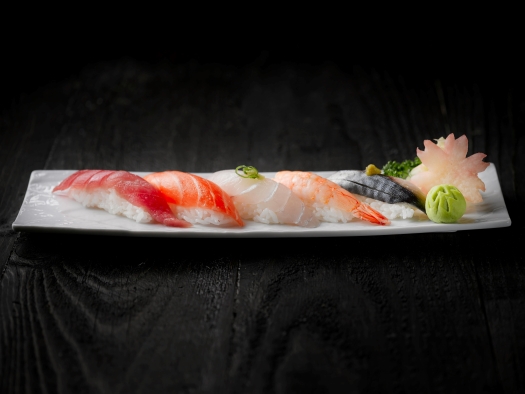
[353, 203, 390, 225]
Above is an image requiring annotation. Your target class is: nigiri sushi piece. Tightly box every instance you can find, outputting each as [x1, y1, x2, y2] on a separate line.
[208, 166, 320, 227]
[327, 170, 427, 213]
[274, 171, 390, 226]
[52, 170, 191, 227]
[144, 171, 244, 227]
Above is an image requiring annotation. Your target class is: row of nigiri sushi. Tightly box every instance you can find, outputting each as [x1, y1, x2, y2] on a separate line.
[52, 133, 489, 228]
[52, 166, 415, 228]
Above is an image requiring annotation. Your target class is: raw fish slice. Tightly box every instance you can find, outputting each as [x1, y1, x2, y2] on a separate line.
[53, 170, 191, 227]
[144, 171, 244, 227]
[274, 171, 390, 226]
[328, 170, 427, 213]
[209, 169, 319, 227]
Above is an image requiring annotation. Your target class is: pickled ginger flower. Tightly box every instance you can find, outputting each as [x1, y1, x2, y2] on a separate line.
[407, 134, 489, 203]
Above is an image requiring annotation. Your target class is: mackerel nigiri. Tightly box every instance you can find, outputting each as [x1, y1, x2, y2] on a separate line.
[208, 166, 319, 227]
[52, 170, 190, 227]
[327, 170, 427, 213]
[144, 171, 244, 227]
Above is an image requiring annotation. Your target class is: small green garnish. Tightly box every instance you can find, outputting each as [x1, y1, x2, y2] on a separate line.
[235, 165, 264, 180]
[382, 157, 421, 179]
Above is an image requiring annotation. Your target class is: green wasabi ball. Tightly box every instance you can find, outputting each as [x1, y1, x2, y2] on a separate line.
[425, 185, 467, 223]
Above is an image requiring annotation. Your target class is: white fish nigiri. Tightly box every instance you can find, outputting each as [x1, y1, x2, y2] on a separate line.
[208, 166, 320, 228]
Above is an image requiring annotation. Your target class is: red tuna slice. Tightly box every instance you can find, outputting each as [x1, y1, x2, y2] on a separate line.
[53, 170, 191, 228]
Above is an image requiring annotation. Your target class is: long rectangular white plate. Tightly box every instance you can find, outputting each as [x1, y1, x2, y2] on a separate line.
[12, 165, 511, 238]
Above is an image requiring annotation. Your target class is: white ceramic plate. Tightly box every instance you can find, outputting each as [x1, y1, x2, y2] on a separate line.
[12, 165, 511, 238]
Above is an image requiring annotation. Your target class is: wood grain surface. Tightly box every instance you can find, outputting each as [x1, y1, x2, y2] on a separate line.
[1, 49, 524, 393]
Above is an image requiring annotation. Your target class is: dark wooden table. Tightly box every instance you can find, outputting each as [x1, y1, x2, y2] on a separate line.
[1, 49, 524, 393]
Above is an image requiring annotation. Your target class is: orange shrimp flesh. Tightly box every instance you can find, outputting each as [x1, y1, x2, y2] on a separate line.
[274, 171, 390, 226]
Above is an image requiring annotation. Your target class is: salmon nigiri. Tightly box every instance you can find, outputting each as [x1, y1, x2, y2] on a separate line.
[52, 170, 191, 227]
[144, 171, 244, 227]
[274, 171, 390, 226]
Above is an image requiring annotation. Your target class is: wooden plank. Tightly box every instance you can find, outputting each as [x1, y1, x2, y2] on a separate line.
[2, 232, 519, 392]
[1, 234, 239, 392]
[0, 233, 16, 278]
[227, 233, 507, 393]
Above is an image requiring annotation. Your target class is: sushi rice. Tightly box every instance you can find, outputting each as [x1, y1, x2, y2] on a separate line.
[357, 196, 419, 220]
[67, 189, 154, 223]
[312, 198, 418, 222]
[311, 203, 355, 223]
[173, 206, 239, 226]
[177, 198, 417, 224]
[235, 204, 285, 225]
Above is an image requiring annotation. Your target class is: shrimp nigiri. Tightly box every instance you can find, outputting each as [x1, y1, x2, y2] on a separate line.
[273, 171, 390, 226]
[144, 171, 244, 227]
[52, 170, 191, 227]
[208, 166, 320, 227]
